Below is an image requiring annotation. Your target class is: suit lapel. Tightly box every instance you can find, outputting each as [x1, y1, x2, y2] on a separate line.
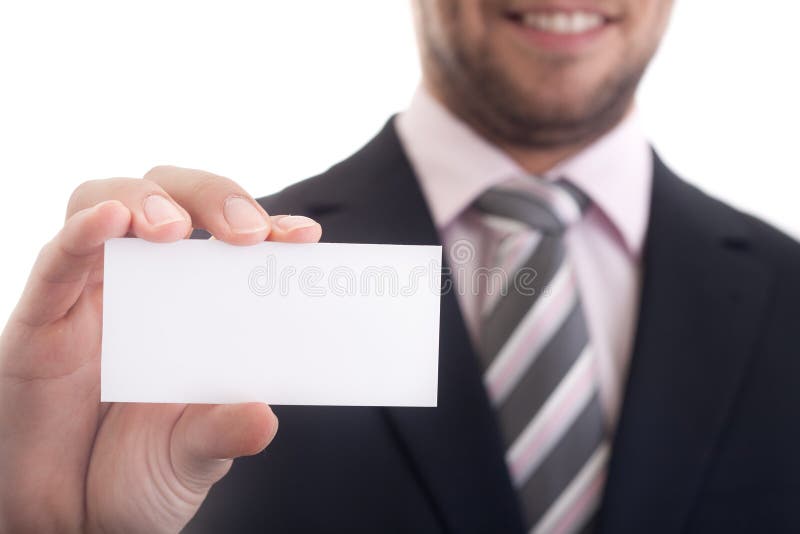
[598, 155, 773, 533]
[282, 119, 526, 533]
[385, 274, 527, 534]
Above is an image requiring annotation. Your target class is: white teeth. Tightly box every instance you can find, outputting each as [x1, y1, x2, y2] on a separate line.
[521, 11, 604, 34]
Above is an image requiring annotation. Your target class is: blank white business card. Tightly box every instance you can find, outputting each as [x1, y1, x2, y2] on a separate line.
[101, 238, 441, 406]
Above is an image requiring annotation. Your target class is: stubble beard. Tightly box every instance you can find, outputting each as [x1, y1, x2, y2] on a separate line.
[423, 30, 650, 150]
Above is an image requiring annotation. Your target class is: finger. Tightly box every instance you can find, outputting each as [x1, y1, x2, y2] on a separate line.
[144, 166, 271, 245]
[170, 403, 278, 492]
[13, 200, 131, 327]
[67, 178, 192, 242]
[266, 215, 323, 243]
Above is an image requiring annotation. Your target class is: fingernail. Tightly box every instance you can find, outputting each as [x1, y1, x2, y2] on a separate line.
[143, 195, 186, 227]
[268, 412, 280, 443]
[224, 196, 269, 234]
[275, 215, 317, 231]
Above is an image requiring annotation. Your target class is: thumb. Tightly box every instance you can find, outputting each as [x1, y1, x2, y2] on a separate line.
[12, 199, 131, 327]
[170, 403, 278, 494]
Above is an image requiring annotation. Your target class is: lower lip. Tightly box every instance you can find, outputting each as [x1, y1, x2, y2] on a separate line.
[505, 18, 611, 54]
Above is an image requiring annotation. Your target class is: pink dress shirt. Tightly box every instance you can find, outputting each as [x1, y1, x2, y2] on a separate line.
[395, 87, 653, 429]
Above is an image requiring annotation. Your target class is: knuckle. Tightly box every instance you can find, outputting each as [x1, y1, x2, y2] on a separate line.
[188, 173, 227, 198]
[66, 179, 102, 216]
[191, 171, 241, 201]
[66, 178, 146, 218]
[143, 165, 176, 181]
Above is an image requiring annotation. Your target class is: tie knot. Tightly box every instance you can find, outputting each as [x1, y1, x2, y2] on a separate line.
[473, 179, 590, 235]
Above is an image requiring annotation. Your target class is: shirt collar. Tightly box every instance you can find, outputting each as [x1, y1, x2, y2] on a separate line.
[543, 110, 652, 257]
[396, 86, 525, 228]
[395, 85, 652, 258]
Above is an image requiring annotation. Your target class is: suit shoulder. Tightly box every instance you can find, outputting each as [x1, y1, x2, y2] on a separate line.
[257, 171, 337, 215]
[690, 179, 800, 297]
[738, 209, 800, 277]
[256, 117, 405, 217]
[654, 155, 800, 275]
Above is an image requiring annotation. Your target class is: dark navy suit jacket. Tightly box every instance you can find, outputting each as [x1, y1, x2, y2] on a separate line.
[187, 118, 800, 533]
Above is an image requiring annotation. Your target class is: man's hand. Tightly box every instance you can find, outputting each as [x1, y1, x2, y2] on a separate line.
[0, 166, 322, 532]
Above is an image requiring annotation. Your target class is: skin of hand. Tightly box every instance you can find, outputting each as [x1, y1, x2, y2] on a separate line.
[0, 166, 322, 533]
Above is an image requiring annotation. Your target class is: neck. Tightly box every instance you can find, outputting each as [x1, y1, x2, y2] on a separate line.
[423, 80, 634, 175]
[501, 142, 592, 175]
[501, 104, 634, 174]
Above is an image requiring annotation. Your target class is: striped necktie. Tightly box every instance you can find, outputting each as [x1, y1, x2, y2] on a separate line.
[473, 180, 609, 534]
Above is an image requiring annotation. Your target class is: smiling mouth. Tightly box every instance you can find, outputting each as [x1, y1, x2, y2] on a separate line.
[503, 8, 618, 51]
[508, 10, 607, 34]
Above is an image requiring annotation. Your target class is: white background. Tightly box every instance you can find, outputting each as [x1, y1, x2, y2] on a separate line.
[1, 1, 798, 324]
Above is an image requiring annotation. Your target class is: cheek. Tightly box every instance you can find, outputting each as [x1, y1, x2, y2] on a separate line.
[625, 0, 673, 56]
[449, 0, 494, 58]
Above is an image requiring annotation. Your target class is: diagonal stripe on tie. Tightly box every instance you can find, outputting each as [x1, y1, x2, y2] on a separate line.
[532, 443, 610, 534]
[479, 234, 565, 363]
[472, 179, 607, 534]
[506, 345, 596, 487]
[497, 302, 589, 447]
[517, 393, 605, 527]
[484, 262, 578, 404]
